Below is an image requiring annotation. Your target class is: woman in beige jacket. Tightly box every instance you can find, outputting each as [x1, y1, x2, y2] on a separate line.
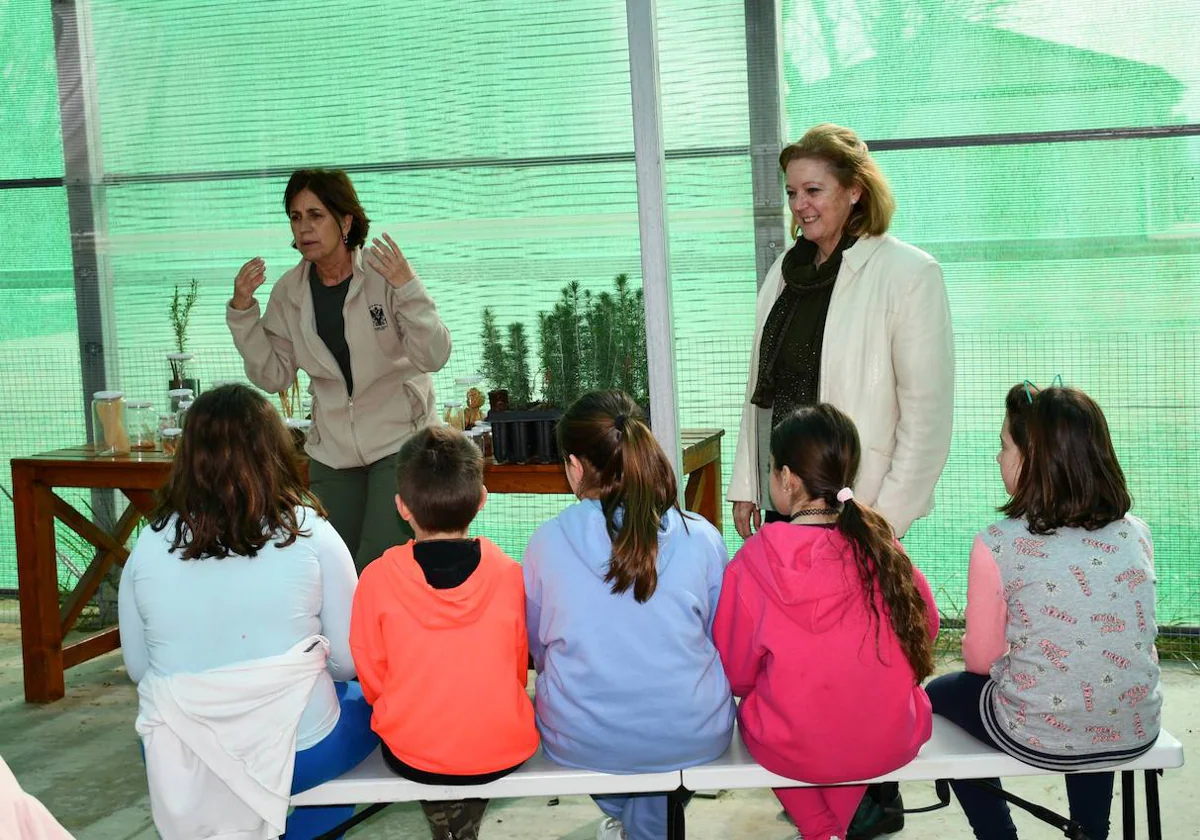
[227, 169, 451, 572]
[728, 124, 953, 839]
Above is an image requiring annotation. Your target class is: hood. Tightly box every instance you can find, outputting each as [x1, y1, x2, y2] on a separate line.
[374, 537, 506, 629]
[738, 522, 861, 632]
[554, 499, 686, 581]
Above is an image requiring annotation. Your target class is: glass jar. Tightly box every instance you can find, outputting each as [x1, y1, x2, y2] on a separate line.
[464, 427, 484, 454]
[126, 400, 157, 451]
[176, 398, 194, 429]
[453, 374, 482, 427]
[160, 427, 182, 456]
[167, 387, 194, 412]
[442, 400, 465, 431]
[474, 421, 493, 459]
[92, 391, 131, 455]
[285, 417, 311, 449]
[158, 413, 176, 435]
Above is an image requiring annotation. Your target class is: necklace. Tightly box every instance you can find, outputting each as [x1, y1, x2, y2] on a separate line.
[789, 507, 838, 520]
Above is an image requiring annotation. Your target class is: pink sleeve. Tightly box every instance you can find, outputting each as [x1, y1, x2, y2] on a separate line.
[962, 534, 1009, 675]
[910, 564, 940, 640]
[712, 562, 765, 697]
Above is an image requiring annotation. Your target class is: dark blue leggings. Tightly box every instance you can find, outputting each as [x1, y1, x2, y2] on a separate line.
[926, 672, 1115, 840]
[287, 681, 380, 840]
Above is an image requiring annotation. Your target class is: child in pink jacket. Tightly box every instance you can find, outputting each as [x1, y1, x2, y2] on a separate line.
[714, 404, 939, 840]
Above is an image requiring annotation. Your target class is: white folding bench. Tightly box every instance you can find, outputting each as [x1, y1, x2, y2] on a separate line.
[681, 717, 1185, 840]
[289, 746, 690, 840]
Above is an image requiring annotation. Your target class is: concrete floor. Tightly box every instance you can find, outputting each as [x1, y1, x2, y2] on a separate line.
[0, 624, 1195, 839]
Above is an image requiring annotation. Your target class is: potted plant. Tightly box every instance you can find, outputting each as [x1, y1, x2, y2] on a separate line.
[480, 274, 649, 464]
[167, 278, 200, 394]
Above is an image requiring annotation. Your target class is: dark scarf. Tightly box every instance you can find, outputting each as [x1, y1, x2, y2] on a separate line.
[751, 233, 857, 409]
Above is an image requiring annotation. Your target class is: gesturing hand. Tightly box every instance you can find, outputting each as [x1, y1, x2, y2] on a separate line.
[232, 257, 266, 310]
[365, 233, 415, 288]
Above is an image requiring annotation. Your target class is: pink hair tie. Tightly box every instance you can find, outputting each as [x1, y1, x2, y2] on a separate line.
[836, 487, 854, 504]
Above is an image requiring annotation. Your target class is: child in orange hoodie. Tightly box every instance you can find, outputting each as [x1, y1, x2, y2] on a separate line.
[350, 425, 539, 840]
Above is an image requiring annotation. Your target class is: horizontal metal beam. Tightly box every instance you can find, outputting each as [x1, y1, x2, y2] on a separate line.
[5, 122, 1199, 192]
[869, 123, 1200, 153]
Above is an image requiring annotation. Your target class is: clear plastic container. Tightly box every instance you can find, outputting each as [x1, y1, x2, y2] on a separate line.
[126, 400, 157, 451]
[92, 391, 131, 455]
[158, 413, 176, 435]
[160, 427, 182, 456]
[442, 400, 465, 431]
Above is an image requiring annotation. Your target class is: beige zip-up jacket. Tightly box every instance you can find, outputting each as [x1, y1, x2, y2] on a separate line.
[227, 249, 452, 469]
[728, 234, 954, 537]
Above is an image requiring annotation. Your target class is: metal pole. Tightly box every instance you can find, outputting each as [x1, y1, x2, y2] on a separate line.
[53, 0, 118, 444]
[625, 0, 682, 482]
[744, 0, 786, 290]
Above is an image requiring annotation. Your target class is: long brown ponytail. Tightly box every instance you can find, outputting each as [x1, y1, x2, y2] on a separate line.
[557, 390, 683, 602]
[770, 404, 934, 681]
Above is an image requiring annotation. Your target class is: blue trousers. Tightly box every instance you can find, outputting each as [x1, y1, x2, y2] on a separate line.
[927, 671, 1115, 840]
[593, 791, 692, 840]
[593, 794, 667, 840]
[287, 681, 379, 840]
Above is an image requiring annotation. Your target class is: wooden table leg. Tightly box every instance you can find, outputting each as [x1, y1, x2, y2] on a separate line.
[12, 463, 65, 703]
[685, 453, 723, 532]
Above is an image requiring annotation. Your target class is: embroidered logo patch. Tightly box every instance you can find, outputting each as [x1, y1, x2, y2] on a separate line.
[369, 304, 388, 330]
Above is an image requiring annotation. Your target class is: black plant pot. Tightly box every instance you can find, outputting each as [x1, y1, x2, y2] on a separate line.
[487, 408, 564, 465]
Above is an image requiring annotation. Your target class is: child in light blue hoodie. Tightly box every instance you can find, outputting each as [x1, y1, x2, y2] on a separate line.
[523, 391, 735, 840]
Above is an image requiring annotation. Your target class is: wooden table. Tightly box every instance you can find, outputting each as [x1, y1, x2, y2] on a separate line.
[12, 428, 723, 703]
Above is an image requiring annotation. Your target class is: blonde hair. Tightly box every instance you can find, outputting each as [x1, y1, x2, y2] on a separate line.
[780, 123, 895, 240]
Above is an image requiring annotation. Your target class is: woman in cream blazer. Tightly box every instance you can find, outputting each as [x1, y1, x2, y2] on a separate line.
[729, 124, 954, 540]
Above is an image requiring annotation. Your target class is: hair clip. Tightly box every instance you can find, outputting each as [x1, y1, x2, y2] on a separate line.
[1022, 379, 1038, 404]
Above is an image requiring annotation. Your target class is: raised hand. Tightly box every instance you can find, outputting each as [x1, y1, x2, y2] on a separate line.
[365, 233, 415, 288]
[232, 257, 267, 310]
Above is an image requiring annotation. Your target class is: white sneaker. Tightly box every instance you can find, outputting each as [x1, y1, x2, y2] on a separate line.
[596, 817, 628, 840]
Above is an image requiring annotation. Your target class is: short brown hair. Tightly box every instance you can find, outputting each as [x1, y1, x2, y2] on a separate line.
[151, 384, 323, 559]
[1001, 386, 1132, 534]
[284, 169, 370, 249]
[557, 390, 682, 603]
[395, 426, 484, 533]
[779, 123, 895, 239]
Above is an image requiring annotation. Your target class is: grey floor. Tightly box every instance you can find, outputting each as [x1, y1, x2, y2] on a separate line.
[1, 623, 1196, 839]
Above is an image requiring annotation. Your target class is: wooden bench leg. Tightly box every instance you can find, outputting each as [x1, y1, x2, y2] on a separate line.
[1144, 769, 1162, 840]
[1122, 770, 1135, 840]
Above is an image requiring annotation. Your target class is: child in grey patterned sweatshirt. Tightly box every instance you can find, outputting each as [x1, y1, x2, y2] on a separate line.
[926, 382, 1160, 840]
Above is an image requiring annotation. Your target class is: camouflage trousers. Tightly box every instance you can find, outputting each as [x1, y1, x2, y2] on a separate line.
[419, 798, 489, 840]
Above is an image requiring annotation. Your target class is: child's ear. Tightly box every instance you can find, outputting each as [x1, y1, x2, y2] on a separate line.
[477, 485, 488, 514]
[564, 454, 585, 495]
[778, 464, 795, 493]
[395, 493, 413, 523]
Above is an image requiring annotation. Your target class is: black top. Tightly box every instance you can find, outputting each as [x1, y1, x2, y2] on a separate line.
[412, 538, 481, 589]
[308, 265, 354, 396]
[751, 234, 857, 429]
